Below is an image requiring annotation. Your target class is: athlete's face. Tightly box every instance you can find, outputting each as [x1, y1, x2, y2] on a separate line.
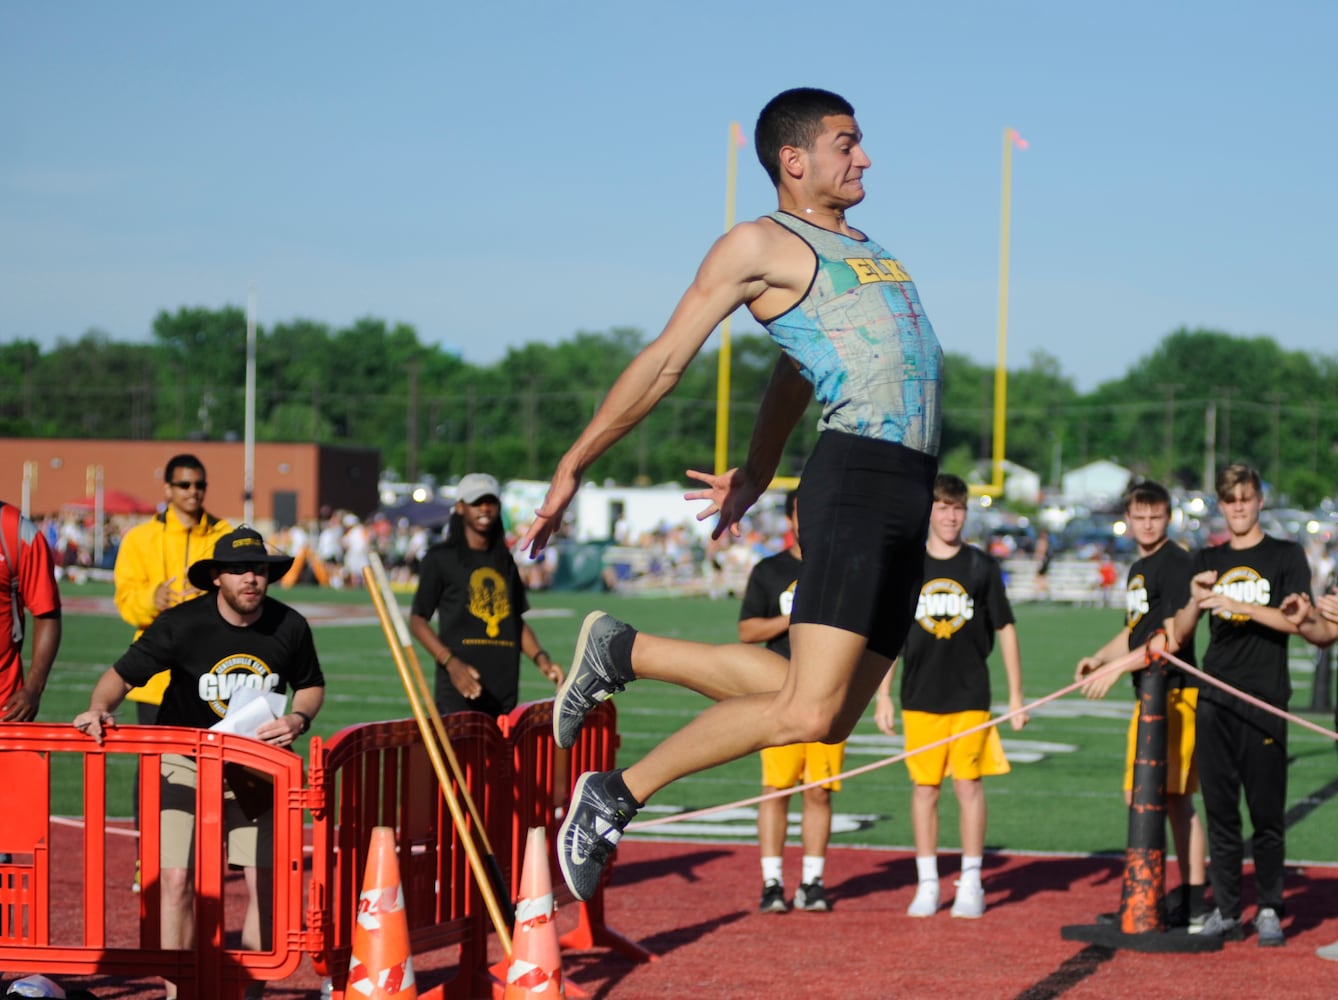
[929, 499, 966, 547]
[1125, 501, 1169, 554]
[805, 115, 871, 207]
[1219, 486, 1262, 537]
[215, 563, 269, 617]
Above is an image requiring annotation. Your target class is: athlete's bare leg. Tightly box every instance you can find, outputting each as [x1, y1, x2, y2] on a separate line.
[630, 635, 790, 701]
[622, 624, 889, 803]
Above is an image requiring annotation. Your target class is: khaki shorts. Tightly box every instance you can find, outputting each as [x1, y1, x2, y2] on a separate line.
[160, 754, 272, 870]
[1122, 686, 1199, 795]
[902, 710, 1010, 785]
[760, 741, 846, 792]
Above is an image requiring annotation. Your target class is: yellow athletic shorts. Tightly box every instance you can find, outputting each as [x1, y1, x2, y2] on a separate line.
[159, 754, 272, 869]
[1123, 686, 1199, 795]
[760, 741, 846, 792]
[902, 710, 1010, 785]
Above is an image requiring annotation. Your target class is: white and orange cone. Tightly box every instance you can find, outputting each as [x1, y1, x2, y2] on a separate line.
[503, 826, 565, 998]
[347, 826, 418, 999]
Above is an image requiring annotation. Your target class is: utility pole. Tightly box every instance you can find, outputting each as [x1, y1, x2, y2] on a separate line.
[405, 360, 420, 482]
[1203, 400, 1217, 492]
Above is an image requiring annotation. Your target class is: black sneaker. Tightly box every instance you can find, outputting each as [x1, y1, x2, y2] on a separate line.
[794, 881, 831, 912]
[759, 880, 789, 913]
[554, 612, 636, 748]
[557, 770, 636, 901]
[1164, 884, 1188, 927]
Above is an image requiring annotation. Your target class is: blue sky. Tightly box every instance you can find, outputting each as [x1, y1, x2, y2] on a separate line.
[3, 2, 1334, 391]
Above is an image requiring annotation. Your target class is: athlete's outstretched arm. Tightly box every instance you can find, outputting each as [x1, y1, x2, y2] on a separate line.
[522, 223, 777, 557]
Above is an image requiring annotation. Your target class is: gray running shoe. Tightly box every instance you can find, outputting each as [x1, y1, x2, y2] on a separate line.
[1316, 938, 1338, 961]
[554, 612, 635, 748]
[794, 881, 830, 912]
[1254, 906, 1285, 947]
[557, 770, 636, 902]
[1196, 908, 1244, 942]
[759, 880, 789, 914]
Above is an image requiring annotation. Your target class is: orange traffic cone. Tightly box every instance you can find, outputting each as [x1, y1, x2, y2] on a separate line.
[348, 826, 417, 999]
[503, 827, 565, 999]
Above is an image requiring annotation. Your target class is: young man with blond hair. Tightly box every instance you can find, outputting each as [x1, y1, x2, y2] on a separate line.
[1168, 464, 1310, 946]
[873, 473, 1026, 919]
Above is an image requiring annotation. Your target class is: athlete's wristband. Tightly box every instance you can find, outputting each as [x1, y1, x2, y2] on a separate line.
[292, 710, 312, 735]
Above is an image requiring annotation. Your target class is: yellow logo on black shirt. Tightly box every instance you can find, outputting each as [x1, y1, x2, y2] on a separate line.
[468, 566, 511, 638]
[915, 578, 975, 639]
[200, 654, 279, 717]
[1211, 566, 1271, 623]
[1126, 573, 1149, 628]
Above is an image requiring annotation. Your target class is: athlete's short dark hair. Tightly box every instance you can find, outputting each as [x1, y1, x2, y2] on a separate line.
[164, 454, 205, 483]
[755, 88, 856, 187]
[933, 474, 969, 505]
[784, 489, 798, 519]
[1124, 480, 1171, 512]
[1216, 463, 1261, 501]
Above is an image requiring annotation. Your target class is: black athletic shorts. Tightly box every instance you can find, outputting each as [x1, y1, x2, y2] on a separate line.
[792, 431, 937, 658]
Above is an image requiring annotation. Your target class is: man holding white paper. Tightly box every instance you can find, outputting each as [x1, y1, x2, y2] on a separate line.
[74, 526, 324, 1000]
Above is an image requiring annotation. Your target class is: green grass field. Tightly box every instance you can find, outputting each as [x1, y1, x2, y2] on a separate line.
[40, 582, 1338, 863]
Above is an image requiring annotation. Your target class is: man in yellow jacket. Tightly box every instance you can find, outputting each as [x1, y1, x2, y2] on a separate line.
[113, 453, 231, 888]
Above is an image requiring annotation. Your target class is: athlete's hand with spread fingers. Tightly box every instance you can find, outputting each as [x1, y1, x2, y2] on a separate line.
[684, 466, 766, 540]
[522, 466, 580, 558]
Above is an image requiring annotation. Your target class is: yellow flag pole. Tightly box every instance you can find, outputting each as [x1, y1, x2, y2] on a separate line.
[713, 121, 741, 476]
[973, 127, 1018, 499]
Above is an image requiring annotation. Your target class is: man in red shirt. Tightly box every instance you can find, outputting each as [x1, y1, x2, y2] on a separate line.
[0, 500, 62, 721]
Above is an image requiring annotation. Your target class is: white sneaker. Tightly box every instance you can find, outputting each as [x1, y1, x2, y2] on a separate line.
[907, 880, 940, 917]
[951, 881, 986, 919]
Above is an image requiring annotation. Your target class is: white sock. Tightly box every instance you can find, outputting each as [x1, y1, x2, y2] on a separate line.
[915, 856, 939, 884]
[960, 855, 983, 889]
[802, 855, 825, 885]
[761, 856, 783, 885]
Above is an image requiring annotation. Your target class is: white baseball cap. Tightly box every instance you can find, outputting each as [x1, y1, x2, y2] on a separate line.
[456, 473, 501, 505]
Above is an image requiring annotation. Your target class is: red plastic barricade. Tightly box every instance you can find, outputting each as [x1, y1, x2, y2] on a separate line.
[0, 723, 310, 998]
[0, 700, 641, 997]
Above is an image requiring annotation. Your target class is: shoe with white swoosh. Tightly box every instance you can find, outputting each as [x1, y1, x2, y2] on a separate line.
[558, 770, 637, 901]
[553, 612, 636, 748]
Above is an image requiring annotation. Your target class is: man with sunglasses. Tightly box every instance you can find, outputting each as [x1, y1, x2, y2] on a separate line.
[77, 526, 325, 1000]
[113, 453, 232, 890]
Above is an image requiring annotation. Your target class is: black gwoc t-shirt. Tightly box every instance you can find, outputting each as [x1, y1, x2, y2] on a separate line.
[114, 594, 324, 729]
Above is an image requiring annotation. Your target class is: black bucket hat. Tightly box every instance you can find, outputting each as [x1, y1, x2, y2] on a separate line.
[187, 526, 295, 591]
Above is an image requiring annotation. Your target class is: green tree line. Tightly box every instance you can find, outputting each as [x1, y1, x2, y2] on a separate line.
[3, 310, 1336, 505]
